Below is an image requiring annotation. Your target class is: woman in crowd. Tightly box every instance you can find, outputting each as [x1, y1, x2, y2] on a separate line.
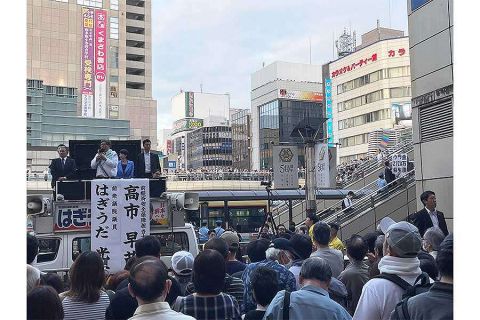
[60, 251, 110, 320]
[28, 285, 64, 320]
[116, 149, 135, 179]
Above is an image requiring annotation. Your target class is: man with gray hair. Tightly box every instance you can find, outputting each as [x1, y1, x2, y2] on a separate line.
[27, 264, 41, 294]
[353, 217, 426, 320]
[264, 257, 351, 319]
[422, 227, 445, 259]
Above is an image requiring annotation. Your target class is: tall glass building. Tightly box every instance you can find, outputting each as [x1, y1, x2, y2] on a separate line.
[251, 61, 324, 170]
[231, 109, 251, 170]
[186, 126, 232, 170]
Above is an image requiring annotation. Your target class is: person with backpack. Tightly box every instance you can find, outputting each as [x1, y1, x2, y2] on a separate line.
[400, 234, 453, 320]
[263, 257, 351, 320]
[353, 217, 428, 320]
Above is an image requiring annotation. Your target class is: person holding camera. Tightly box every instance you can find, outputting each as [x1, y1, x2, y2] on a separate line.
[91, 140, 118, 178]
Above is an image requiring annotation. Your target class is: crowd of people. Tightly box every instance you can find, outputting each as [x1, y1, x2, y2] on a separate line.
[27, 188, 452, 319]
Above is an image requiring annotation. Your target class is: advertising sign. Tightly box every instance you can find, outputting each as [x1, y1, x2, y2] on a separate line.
[185, 92, 195, 117]
[315, 143, 330, 188]
[81, 8, 94, 117]
[166, 140, 173, 154]
[151, 200, 169, 226]
[325, 78, 334, 147]
[54, 203, 91, 232]
[172, 118, 204, 134]
[391, 102, 412, 122]
[328, 147, 337, 188]
[91, 179, 150, 273]
[278, 89, 323, 102]
[94, 9, 107, 118]
[391, 153, 408, 177]
[273, 146, 298, 189]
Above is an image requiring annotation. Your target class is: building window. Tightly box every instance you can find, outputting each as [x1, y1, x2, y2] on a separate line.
[390, 86, 411, 98]
[110, 17, 119, 39]
[338, 109, 391, 130]
[76, 0, 103, 8]
[51, 0, 69, 3]
[337, 67, 410, 95]
[27, 127, 32, 136]
[27, 96, 32, 104]
[338, 89, 384, 112]
[110, 46, 119, 68]
[27, 113, 32, 121]
[110, 0, 119, 10]
[45, 86, 55, 95]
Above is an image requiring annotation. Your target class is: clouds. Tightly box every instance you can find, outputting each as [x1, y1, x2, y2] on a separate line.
[151, 0, 408, 133]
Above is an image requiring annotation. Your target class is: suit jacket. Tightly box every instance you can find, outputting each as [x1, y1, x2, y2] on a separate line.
[135, 152, 161, 178]
[49, 157, 77, 188]
[409, 208, 449, 237]
[385, 167, 396, 183]
[116, 160, 135, 179]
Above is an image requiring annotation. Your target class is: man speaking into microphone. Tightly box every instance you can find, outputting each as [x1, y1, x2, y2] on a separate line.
[91, 140, 118, 178]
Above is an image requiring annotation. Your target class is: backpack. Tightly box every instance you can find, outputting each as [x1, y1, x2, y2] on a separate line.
[375, 272, 432, 320]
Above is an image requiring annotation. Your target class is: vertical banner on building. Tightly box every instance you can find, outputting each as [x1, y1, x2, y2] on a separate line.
[81, 8, 94, 117]
[94, 9, 107, 118]
[91, 179, 150, 273]
[273, 146, 298, 189]
[325, 78, 334, 147]
[328, 147, 337, 188]
[315, 143, 330, 188]
[185, 92, 194, 117]
[391, 153, 408, 178]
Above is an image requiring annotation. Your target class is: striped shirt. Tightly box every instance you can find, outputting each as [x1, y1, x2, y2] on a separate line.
[62, 291, 110, 320]
[185, 274, 245, 312]
[173, 293, 241, 320]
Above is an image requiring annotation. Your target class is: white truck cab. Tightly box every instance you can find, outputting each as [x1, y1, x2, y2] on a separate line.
[28, 192, 200, 274]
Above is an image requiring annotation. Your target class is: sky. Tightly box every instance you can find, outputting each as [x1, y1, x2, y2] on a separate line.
[151, 0, 408, 134]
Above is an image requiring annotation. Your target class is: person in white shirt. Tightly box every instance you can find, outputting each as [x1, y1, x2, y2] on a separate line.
[91, 140, 118, 178]
[128, 258, 194, 320]
[342, 191, 355, 213]
[353, 217, 424, 320]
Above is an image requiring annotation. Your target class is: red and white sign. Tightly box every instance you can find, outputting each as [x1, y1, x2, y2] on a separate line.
[94, 9, 107, 118]
[331, 48, 406, 78]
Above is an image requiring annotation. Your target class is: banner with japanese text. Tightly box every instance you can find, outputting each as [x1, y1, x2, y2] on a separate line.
[94, 9, 107, 118]
[81, 7, 94, 117]
[91, 179, 150, 273]
[391, 153, 408, 178]
[273, 146, 298, 189]
[315, 143, 330, 188]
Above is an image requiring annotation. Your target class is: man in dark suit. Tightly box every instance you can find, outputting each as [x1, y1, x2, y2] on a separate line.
[49, 144, 77, 189]
[135, 139, 161, 178]
[409, 190, 449, 237]
[384, 160, 396, 185]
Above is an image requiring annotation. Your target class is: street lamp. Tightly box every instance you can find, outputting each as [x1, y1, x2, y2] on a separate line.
[290, 117, 328, 215]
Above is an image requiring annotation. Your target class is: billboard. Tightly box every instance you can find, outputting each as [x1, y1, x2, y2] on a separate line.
[172, 118, 204, 134]
[278, 89, 323, 102]
[391, 102, 412, 123]
[273, 146, 298, 189]
[315, 143, 330, 188]
[185, 92, 194, 117]
[325, 78, 334, 147]
[166, 140, 173, 154]
[94, 9, 107, 118]
[81, 8, 95, 117]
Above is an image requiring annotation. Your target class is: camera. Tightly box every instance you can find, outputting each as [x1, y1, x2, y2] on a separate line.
[260, 180, 272, 188]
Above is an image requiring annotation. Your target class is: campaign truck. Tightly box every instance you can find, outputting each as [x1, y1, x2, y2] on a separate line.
[27, 178, 200, 275]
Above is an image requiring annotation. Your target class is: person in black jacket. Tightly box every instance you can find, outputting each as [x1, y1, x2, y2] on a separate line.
[134, 139, 161, 178]
[384, 160, 396, 185]
[49, 144, 77, 189]
[409, 191, 449, 237]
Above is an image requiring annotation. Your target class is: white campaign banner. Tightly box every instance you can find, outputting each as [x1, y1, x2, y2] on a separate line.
[91, 179, 150, 273]
[273, 146, 298, 189]
[315, 143, 330, 188]
[391, 153, 408, 178]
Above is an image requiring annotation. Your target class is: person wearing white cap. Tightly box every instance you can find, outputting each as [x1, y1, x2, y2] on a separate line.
[353, 217, 426, 320]
[170, 251, 194, 296]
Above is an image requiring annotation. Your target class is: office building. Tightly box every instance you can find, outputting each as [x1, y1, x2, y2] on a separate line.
[170, 91, 230, 169]
[27, 0, 157, 147]
[407, 0, 453, 219]
[231, 109, 251, 170]
[251, 61, 324, 170]
[186, 126, 232, 170]
[325, 25, 412, 163]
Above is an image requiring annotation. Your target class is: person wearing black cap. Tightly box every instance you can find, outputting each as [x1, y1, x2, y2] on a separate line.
[353, 217, 426, 320]
[404, 234, 453, 320]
